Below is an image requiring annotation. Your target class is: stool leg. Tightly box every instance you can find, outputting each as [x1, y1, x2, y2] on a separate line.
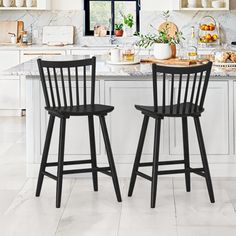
[99, 115, 122, 202]
[128, 115, 149, 197]
[151, 118, 162, 208]
[194, 117, 215, 203]
[36, 115, 55, 197]
[182, 117, 191, 192]
[56, 118, 66, 208]
[88, 116, 98, 191]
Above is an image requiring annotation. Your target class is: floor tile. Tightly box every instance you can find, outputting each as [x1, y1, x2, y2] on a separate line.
[0, 178, 75, 236]
[118, 228, 178, 236]
[177, 226, 236, 236]
[174, 187, 236, 226]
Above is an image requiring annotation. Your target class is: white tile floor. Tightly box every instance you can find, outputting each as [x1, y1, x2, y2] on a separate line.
[1, 117, 236, 236]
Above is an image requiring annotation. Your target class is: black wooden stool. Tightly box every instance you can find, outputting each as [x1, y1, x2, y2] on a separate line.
[36, 57, 122, 208]
[128, 61, 215, 208]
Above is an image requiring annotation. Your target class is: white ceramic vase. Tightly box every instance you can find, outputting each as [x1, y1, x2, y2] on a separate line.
[202, 0, 210, 8]
[15, 0, 24, 7]
[153, 43, 172, 60]
[3, 0, 12, 7]
[26, 0, 33, 7]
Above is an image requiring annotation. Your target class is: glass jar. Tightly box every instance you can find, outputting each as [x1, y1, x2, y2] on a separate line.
[212, 44, 236, 63]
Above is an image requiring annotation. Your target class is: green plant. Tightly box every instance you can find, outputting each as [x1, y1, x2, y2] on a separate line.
[123, 13, 134, 28]
[135, 28, 185, 48]
[115, 23, 124, 30]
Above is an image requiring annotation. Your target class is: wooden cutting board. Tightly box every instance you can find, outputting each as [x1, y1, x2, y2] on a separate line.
[158, 22, 178, 38]
[140, 57, 207, 66]
[0, 21, 24, 43]
[0, 21, 18, 43]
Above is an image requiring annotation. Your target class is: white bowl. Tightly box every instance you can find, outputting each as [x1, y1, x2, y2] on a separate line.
[212, 1, 224, 8]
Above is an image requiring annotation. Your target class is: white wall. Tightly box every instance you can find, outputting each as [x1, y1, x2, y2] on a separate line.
[141, 0, 173, 11]
[52, 0, 83, 10]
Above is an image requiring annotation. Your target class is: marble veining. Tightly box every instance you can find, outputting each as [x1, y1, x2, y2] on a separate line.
[0, 10, 236, 45]
[4, 55, 236, 78]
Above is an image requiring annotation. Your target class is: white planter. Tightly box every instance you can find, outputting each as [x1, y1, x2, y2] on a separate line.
[15, 0, 24, 7]
[124, 27, 134, 37]
[3, 0, 12, 7]
[153, 43, 172, 60]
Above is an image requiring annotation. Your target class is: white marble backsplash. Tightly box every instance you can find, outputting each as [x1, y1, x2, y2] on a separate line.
[0, 10, 235, 45]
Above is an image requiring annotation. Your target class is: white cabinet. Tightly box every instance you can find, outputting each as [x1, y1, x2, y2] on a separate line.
[169, 81, 229, 156]
[104, 80, 167, 164]
[0, 50, 21, 115]
[0, 0, 51, 10]
[141, 0, 173, 11]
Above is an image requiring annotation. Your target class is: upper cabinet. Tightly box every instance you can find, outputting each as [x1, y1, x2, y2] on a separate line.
[141, 0, 231, 11]
[0, 0, 51, 10]
[141, 0, 173, 11]
[51, 0, 83, 10]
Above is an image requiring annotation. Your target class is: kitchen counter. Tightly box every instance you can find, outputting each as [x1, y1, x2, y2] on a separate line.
[4, 55, 236, 178]
[3, 55, 236, 78]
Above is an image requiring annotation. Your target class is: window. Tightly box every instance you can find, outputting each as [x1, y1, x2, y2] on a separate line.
[85, 0, 140, 36]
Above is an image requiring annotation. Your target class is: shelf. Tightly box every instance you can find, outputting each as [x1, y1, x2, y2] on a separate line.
[0, 7, 45, 10]
[180, 7, 229, 11]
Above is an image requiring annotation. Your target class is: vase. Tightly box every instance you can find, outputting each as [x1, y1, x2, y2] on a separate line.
[15, 0, 24, 7]
[153, 43, 172, 60]
[202, 0, 210, 8]
[26, 0, 33, 7]
[3, 0, 12, 7]
[124, 26, 133, 37]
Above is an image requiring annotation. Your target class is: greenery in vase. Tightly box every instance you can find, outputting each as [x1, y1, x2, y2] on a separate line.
[135, 27, 185, 48]
[121, 13, 134, 28]
[115, 23, 124, 30]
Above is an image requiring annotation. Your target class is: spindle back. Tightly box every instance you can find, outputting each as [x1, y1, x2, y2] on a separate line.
[37, 57, 96, 109]
[152, 61, 213, 115]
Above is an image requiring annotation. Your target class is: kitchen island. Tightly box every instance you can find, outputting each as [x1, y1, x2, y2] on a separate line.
[4, 56, 236, 178]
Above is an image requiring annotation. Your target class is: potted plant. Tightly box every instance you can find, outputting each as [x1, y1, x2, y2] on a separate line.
[114, 23, 124, 37]
[135, 28, 184, 60]
[121, 13, 134, 37]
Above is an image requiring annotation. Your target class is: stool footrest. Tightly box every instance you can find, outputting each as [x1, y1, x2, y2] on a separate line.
[46, 160, 92, 167]
[137, 168, 206, 181]
[63, 167, 111, 175]
[139, 160, 185, 167]
[42, 171, 57, 181]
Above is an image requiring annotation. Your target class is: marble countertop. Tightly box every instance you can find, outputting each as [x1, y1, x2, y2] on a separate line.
[3, 55, 236, 78]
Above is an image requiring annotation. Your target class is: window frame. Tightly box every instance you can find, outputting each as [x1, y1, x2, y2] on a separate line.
[84, 0, 140, 36]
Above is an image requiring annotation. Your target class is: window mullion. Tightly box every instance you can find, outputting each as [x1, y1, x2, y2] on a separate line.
[111, 0, 115, 34]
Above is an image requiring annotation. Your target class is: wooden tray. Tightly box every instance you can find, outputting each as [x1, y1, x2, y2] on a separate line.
[140, 57, 208, 66]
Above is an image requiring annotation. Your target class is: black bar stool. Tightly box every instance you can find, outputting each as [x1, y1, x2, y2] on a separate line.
[36, 57, 122, 208]
[128, 61, 215, 208]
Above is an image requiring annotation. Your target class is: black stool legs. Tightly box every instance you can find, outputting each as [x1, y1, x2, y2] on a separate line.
[36, 115, 55, 197]
[88, 116, 98, 192]
[182, 117, 191, 192]
[128, 115, 149, 197]
[56, 118, 67, 208]
[99, 115, 122, 202]
[151, 118, 162, 208]
[194, 117, 215, 203]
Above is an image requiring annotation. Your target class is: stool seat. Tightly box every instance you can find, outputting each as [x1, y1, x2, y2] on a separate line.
[135, 103, 204, 118]
[47, 104, 114, 117]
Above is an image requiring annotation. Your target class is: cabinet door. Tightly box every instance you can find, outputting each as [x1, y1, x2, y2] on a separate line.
[0, 51, 20, 110]
[141, 0, 173, 11]
[104, 81, 167, 164]
[40, 81, 101, 160]
[170, 81, 229, 155]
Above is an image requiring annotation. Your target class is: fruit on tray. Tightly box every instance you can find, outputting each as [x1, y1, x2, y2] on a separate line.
[200, 34, 218, 43]
[199, 23, 216, 31]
